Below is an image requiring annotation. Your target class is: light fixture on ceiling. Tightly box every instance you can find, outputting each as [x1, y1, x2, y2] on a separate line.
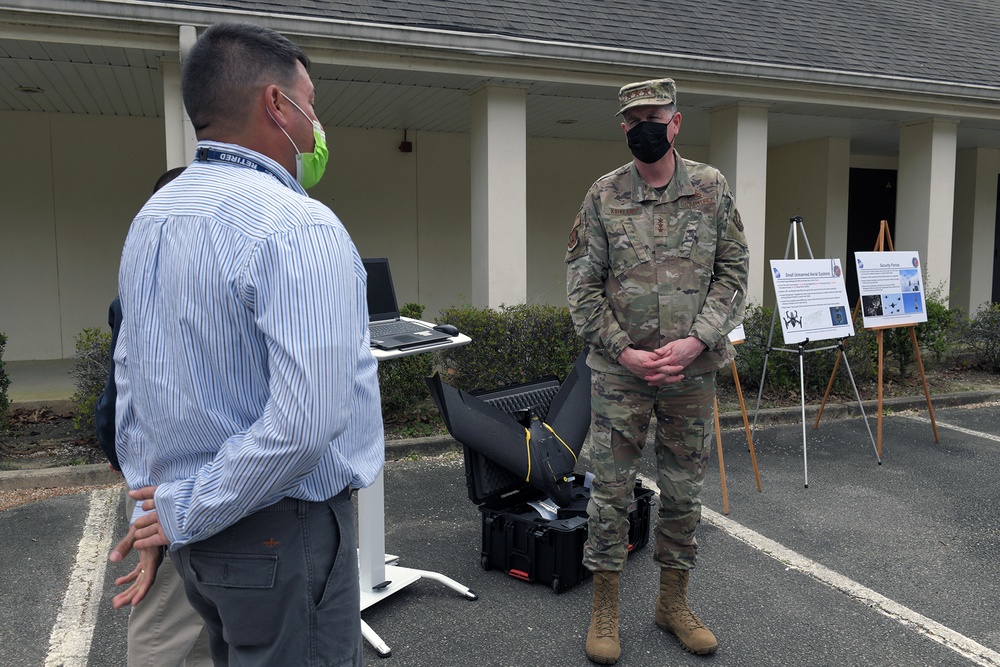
[398, 129, 412, 153]
[16, 85, 44, 94]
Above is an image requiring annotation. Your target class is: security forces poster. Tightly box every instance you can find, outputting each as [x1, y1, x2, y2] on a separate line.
[770, 258, 854, 344]
[854, 251, 928, 329]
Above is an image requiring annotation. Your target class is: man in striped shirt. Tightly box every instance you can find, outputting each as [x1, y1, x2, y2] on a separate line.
[113, 22, 383, 666]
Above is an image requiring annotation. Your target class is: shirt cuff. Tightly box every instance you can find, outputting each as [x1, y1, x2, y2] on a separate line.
[607, 331, 634, 360]
[687, 324, 718, 351]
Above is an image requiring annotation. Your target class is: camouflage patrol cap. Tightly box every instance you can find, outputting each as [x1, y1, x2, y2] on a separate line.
[616, 78, 677, 116]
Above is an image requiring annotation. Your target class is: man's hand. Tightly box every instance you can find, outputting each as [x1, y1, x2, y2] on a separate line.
[651, 337, 707, 373]
[109, 486, 170, 609]
[112, 545, 163, 609]
[617, 337, 707, 386]
[108, 522, 137, 564]
[617, 346, 685, 386]
[129, 486, 171, 551]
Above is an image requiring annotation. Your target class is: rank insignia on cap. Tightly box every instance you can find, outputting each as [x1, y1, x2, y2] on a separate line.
[617, 78, 677, 116]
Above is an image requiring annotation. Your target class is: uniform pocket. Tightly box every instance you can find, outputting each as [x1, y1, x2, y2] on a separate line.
[675, 212, 715, 270]
[607, 217, 649, 278]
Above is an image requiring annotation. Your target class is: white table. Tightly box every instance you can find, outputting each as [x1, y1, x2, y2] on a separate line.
[360, 320, 477, 657]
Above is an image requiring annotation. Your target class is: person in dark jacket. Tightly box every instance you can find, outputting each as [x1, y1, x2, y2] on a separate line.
[96, 166, 209, 667]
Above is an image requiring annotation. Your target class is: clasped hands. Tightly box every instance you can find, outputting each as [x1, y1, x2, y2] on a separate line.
[618, 337, 706, 385]
[109, 486, 169, 609]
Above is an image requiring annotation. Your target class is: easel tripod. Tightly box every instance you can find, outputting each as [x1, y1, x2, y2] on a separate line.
[814, 219, 939, 455]
[713, 351, 763, 515]
[751, 216, 879, 487]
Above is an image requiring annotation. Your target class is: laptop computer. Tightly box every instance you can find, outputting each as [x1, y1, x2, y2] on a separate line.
[363, 257, 453, 350]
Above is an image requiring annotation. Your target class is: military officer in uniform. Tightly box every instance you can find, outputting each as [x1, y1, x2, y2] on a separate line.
[566, 78, 749, 665]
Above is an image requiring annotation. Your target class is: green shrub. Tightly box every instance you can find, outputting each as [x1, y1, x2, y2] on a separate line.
[844, 323, 879, 383]
[916, 287, 963, 366]
[869, 286, 963, 378]
[70, 327, 112, 435]
[883, 326, 915, 378]
[963, 302, 1000, 371]
[732, 302, 787, 391]
[68, 306, 441, 436]
[377, 303, 435, 420]
[435, 303, 585, 391]
[739, 289, 962, 394]
[0, 332, 10, 433]
[733, 302, 874, 400]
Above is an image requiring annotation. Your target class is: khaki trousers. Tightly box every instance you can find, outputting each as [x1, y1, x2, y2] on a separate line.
[125, 495, 210, 667]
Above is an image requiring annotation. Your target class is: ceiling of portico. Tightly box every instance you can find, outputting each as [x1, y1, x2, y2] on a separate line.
[4, 37, 1000, 158]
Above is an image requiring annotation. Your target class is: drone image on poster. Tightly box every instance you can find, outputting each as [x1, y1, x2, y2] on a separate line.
[428, 351, 590, 507]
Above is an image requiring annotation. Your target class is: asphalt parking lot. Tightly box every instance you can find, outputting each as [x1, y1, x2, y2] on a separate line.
[2, 398, 999, 666]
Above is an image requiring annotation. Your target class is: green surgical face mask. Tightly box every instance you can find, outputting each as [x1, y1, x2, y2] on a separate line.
[274, 92, 329, 189]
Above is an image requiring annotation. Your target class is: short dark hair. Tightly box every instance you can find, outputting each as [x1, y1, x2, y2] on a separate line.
[182, 23, 309, 133]
[153, 167, 186, 194]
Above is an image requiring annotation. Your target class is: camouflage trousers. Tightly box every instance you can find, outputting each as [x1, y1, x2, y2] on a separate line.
[583, 368, 716, 572]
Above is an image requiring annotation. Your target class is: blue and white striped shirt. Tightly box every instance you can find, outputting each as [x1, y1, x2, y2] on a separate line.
[115, 141, 384, 548]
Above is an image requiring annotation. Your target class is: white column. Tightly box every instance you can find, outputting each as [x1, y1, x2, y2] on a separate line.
[709, 103, 769, 305]
[823, 138, 851, 264]
[470, 85, 527, 308]
[896, 118, 958, 302]
[952, 148, 999, 314]
[163, 25, 198, 169]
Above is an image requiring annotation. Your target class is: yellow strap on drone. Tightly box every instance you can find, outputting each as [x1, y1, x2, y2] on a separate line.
[542, 422, 577, 462]
[523, 428, 531, 482]
[523, 423, 577, 483]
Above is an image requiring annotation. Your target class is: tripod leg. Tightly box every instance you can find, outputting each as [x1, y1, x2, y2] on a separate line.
[714, 396, 729, 515]
[840, 351, 881, 464]
[731, 360, 762, 492]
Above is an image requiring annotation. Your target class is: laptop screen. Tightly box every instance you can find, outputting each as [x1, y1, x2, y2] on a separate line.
[362, 257, 399, 322]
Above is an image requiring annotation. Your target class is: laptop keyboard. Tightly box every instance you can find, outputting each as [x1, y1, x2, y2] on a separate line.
[370, 320, 429, 337]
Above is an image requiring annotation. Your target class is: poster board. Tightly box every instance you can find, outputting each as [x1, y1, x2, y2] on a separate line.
[854, 251, 928, 328]
[769, 258, 854, 344]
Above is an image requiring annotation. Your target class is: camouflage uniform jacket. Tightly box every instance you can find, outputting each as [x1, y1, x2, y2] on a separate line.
[566, 151, 749, 376]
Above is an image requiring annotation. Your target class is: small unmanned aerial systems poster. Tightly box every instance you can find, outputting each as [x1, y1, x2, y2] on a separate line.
[770, 258, 854, 344]
[854, 251, 927, 328]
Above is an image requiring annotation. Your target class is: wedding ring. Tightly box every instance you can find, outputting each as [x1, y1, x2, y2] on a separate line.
[141, 569, 146, 574]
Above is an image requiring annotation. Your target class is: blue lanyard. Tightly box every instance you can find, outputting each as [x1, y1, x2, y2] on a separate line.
[195, 146, 282, 180]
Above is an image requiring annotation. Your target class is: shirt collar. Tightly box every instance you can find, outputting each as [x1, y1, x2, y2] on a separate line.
[629, 148, 695, 204]
[193, 141, 306, 195]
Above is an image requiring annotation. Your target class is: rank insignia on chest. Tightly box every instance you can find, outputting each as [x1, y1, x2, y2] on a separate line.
[654, 218, 668, 236]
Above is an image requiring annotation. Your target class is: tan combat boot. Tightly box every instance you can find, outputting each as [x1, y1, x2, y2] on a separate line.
[654, 568, 718, 655]
[585, 571, 620, 664]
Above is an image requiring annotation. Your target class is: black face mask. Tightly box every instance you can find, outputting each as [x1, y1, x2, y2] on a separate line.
[626, 120, 671, 164]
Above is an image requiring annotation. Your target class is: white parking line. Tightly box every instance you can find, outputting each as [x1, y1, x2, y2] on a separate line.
[898, 413, 1000, 444]
[45, 486, 120, 667]
[636, 474, 1000, 666]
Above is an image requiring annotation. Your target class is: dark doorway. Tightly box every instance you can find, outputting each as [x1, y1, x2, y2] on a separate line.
[846, 169, 897, 305]
[993, 176, 1000, 304]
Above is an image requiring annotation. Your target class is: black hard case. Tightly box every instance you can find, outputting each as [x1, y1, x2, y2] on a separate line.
[464, 377, 654, 593]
